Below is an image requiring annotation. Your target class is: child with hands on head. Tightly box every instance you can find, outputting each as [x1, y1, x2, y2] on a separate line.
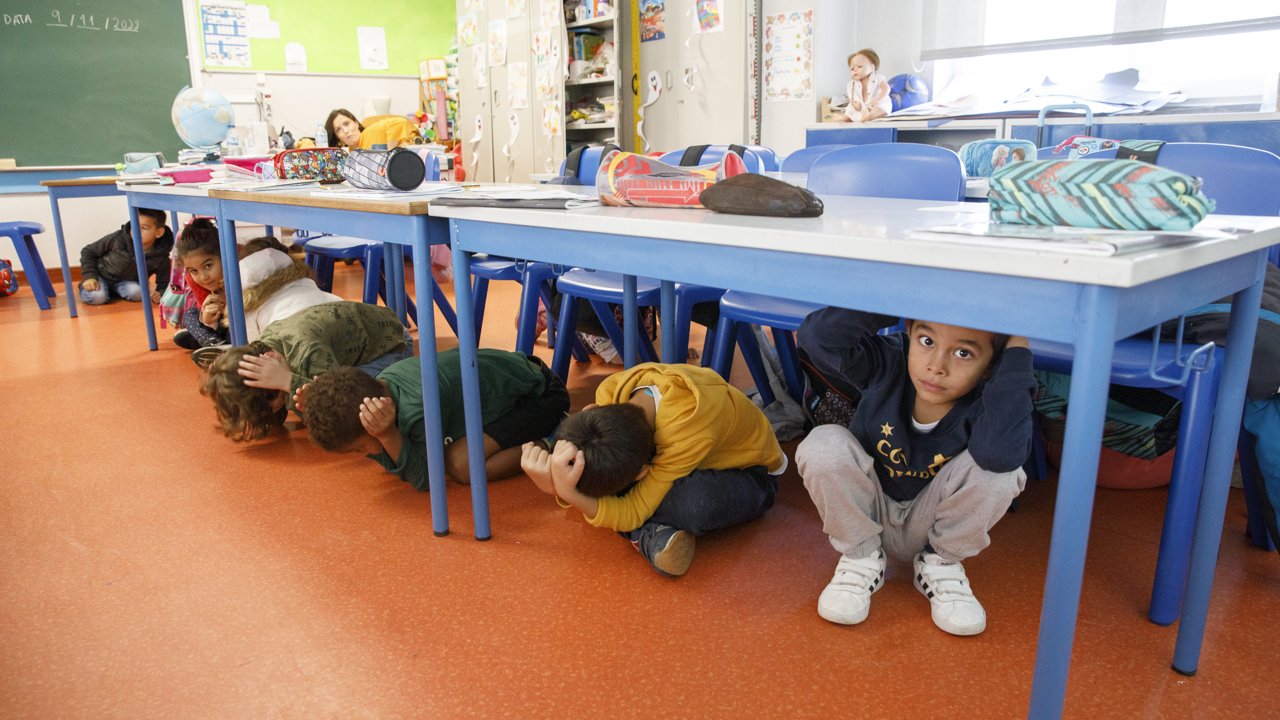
[301, 349, 568, 490]
[520, 363, 786, 578]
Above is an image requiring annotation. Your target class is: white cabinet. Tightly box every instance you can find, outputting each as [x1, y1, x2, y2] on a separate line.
[456, 0, 566, 182]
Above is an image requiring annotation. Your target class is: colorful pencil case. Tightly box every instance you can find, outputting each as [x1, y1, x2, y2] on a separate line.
[273, 147, 348, 183]
[957, 139, 1036, 177]
[595, 149, 747, 208]
[988, 159, 1215, 231]
[342, 148, 426, 191]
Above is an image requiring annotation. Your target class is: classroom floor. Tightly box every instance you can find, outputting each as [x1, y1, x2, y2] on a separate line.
[2, 264, 1277, 719]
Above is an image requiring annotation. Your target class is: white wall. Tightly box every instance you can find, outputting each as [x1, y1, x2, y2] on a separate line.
[758, 1, 856, 156]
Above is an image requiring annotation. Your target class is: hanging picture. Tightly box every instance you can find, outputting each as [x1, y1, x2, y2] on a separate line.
[489, 19, 508, 66]
[640, 0, 665, 42]
[508, 62, 530, 109]
[533, 30, 556, 68]
[506, 0, 527, 18]
[473, 43, 488, 88]
[458, 12, 479, 46]
[536, 66, 557, 101]
[763, 9, 813, 102]
[541, 102, 561, 137]
[538, 0, 560, 28]
[465, 0, 484, 11]
[695, 0, 722, 33]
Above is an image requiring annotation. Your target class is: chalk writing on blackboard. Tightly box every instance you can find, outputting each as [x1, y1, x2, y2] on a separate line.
[39, 10, 140, 32]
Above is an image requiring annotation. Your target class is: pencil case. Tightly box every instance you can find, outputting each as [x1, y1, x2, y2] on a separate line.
[988, 159, 1215, 231]
[956, 139, 1036, 177]
[342, 148, 427, 191]
[595, 149, 747, 208]
[157, 166, 215, 184]
[273, 147, 348, 183]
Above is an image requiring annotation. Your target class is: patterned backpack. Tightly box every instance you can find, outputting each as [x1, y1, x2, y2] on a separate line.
[0, 258, 16, 297]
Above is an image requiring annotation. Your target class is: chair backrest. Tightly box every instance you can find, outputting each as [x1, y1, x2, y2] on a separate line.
[742, 144, 780, 171]
[554, 144, 615, 186]
[807, 143, 965, 201]
[780, 144, 854, 172]
[1154, 142, 1280, 217]
[656, 145, 766, 173]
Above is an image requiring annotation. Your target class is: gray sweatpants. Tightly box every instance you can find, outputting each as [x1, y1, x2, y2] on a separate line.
[796, 424, 1025, 563]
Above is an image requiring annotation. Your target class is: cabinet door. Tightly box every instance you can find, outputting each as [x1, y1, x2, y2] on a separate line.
[487, 4, 536, 183]
[457, 1, 496, 182]
[530, 1, 567, 176]
[637, 0, 749, 153]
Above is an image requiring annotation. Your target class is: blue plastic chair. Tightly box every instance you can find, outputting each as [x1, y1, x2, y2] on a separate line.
[780, 144, 854, 173]
[1027, 141, 1280, 624]
[0, 221, 56, 310]
[551, 145, 773, 377]
[710, 143, 966, 405]
[302, 236, 458, 335]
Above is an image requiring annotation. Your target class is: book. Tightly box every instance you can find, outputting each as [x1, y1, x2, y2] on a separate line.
[906, 222, 1234, 256]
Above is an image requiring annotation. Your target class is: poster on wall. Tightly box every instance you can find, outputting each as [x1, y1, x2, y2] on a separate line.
[284, 41, 307, 72]
[532, 30, 555, 67]
[489, 19, 508, 67]
[538, 0, 560, 28]
[695, 0, 722, 33]
[506, 0, 527, 18]
[763, 10, 813, 102]
[640, 0, 665, 43]
[200, 1, 252, 68]
[541, 102, 562, 137]
[473, 44, 488, 88]
[465, 0, 484, 10]
[508, 62, 530, 109]
[536, 66, 557, 101]
[357, 26, 389, 70]
[458, 12, 479, 46]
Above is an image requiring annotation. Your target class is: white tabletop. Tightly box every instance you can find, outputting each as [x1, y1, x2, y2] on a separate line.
[430, 194, 1280, 288]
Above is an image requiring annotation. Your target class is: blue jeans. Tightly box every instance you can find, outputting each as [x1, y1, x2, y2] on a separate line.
[79, 280, 143, 305]
[355, 332, 415, 378]
[637, 466, 778, 537]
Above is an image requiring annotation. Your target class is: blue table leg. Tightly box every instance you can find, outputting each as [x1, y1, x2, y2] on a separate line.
[660, 280, 676, 363]
[214, 206, 247, 345]
[1173, 256, 1267, 674]
[46, 189, 78, 318]
[414, 221, 451, 537]
[386, 243, 407, 323]
[127, 205, 158, 351]
[451, 229, 491, 541]
[623, 274, 638, 368]
[1028, 284, 1118, 720]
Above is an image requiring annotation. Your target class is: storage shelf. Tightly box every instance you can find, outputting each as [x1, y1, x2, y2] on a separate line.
[566, 76, 616, 86]
[566, 15, 615, 29]
[566, 121, 616, 130]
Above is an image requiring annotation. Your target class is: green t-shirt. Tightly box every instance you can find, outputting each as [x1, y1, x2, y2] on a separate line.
[371, 349, 547, 490]
[255, 301, 408, 400]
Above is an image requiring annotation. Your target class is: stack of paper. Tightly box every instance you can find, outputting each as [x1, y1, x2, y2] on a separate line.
[907, 222, 1231, 256]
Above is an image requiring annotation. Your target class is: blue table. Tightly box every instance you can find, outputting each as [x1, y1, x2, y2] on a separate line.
[434, 195, 1277, 719]
[209, 187, 461, 538]
[39, 176, 126, 318]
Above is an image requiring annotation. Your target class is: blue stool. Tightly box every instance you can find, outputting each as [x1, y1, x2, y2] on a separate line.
[470, 258, 572, 356]
[550, 269, 664, 381]
[0, 221, 56, 310]
[710, 291, 820, 406]
[302, 236, 458, 335]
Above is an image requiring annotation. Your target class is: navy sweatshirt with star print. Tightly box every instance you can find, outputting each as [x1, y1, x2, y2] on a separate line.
[798, 308, 1036, 502]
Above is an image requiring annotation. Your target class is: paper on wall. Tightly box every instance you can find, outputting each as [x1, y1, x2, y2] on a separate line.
[541, 102, 561, 137]
[473, 44, 488, 87]
[506, 0, 527, 18]
[508, 62, 529, 109]
[357, 26, 388, 71]
[245, 4, 278, 38]
[458, 12, 479, 46]
[763, 10, 813, 102]
[284, 42, 307, 72]
[489, 19, 508, 67]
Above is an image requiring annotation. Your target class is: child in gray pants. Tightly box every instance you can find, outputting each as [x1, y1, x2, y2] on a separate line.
[795, 308, 1035, 636]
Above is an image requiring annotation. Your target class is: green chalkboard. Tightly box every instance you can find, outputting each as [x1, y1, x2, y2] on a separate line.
[198, 0, 455, 76]
[0, 0, 190, 166]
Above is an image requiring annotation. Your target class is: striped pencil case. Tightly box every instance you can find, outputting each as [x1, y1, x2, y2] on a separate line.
[988, 159, 1215, 231]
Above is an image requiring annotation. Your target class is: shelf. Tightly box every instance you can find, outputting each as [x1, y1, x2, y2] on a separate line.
[566, 121, 616, 130]
[566, 76, 615, 86]
[566, 15, 615, 29]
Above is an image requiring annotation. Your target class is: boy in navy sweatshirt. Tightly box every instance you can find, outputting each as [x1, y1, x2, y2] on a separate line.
[795, 308, 1034, 636]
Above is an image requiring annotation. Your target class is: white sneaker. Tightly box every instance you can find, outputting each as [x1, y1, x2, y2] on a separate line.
[913, 552, 987, 636]
[817, 548, 885, 625]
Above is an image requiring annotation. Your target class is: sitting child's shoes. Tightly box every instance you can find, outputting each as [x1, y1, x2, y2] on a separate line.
[173, 329, 200, 350]
[630, 523, 695, 577]
[817, 548, 885, 625]
[192, 344, 230, 370]
[913, 552, 986, 636]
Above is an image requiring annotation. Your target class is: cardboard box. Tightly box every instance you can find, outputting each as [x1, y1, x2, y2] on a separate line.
[819, 97, 841, 123]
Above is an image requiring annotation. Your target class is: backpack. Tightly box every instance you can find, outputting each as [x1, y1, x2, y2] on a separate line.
[0, 258, 16, 297]
[158, 262, 189, 328]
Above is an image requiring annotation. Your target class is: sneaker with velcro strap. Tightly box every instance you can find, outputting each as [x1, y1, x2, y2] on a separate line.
[817, 547, 885, 625]
[913, 551, 987, 636]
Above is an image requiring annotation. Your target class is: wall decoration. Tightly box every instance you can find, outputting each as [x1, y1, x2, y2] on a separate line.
[640, 0, 666, 43]
[488, 19, 508, 66]
[763, 9, 813, 102]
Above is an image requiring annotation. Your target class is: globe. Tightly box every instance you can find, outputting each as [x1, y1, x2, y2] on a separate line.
[171, 86, 234, 151]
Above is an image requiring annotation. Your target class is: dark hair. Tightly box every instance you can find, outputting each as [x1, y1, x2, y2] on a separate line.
[324, 108, 363, 148]
[848, 48, 881, 70]
[303, 366, 390, 451]
[556, 404, 654, 497]
[239, 235, 290, 258]
[200, 342, 288, 441]
[176, 218, 220, 259]
[136, 207, 166, 227]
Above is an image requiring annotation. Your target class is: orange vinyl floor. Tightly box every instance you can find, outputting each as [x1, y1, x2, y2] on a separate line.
[1, 264, 1277, 718]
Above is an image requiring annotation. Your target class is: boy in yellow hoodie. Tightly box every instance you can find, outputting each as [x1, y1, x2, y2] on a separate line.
[521, 363, 786, 577]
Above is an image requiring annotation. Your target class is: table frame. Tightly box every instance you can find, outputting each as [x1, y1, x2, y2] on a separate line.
[440, 200, 1271, 719]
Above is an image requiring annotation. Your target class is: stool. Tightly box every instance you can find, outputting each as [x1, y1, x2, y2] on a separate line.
[471, 257, 568, 356]
[710, 291, 821, 407]
[550, 269, 666, 381]
[0, 221, 56, 310]
[302, 236, 459, 335]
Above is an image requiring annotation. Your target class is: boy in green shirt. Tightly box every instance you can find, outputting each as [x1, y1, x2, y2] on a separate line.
[302, 349, 569, 490]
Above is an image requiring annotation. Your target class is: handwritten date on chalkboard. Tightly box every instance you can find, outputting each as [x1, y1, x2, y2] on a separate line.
[1, 11, 139, 32]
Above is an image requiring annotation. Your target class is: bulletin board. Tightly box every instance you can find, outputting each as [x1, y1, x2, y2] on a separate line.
[198, 0, 455, 76]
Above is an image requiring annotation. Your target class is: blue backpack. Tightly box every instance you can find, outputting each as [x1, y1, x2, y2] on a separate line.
[0, 258, 16, 297]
